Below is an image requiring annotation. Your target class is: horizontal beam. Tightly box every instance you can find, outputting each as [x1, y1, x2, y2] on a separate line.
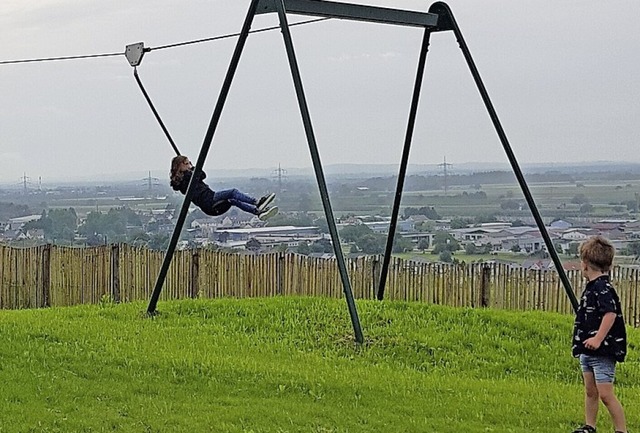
[256, 0, 438, 28]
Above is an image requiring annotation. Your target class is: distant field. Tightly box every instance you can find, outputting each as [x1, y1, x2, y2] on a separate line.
[46, 196, 175, 217]
[328, 178, 640, 219]
[23, 175, 640, 221]
[405, 180, 640, 216]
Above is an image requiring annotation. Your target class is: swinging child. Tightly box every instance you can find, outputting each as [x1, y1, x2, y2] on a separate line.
[170, 155, 277, 220]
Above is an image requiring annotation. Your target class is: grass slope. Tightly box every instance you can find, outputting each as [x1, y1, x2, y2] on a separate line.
[0, 298, 638, 433]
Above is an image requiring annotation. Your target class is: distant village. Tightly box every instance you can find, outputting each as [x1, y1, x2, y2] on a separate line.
[2, 204, 639, 271]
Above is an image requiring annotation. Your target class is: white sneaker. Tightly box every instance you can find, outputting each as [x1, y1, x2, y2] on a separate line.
[256, 193, 276, 212]
[258, 206, 278, 221]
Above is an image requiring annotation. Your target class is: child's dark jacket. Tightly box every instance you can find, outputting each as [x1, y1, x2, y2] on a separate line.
[572, 275, 627, 362]
[171, 169, 216, 210]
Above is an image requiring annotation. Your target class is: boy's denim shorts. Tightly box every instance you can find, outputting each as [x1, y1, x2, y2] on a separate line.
[579, 354, 617, 383]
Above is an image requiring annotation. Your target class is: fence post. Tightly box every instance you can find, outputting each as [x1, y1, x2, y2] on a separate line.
[41, 244, 51, 308]
[481, 264, 491, 307]
[372, 255, 381, 300]
[190, 248, 199, 298]
[110, 244, 120, 303]
[277, 252, 284, 295]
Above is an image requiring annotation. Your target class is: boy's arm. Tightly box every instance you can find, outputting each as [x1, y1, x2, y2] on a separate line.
[583, 312, 616, 350]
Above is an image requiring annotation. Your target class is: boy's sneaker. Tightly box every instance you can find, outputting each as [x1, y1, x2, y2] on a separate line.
[256, 193, 276, 212]
[258, 206, 278, 221]
[572, 426, 596, 433]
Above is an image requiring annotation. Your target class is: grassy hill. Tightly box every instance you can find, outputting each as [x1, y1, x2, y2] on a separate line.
[1, 298, 638, 432]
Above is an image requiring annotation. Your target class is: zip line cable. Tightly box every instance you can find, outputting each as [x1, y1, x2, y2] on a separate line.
[149, 17, 329, 52]
[0, 18, 330, 66]
[0, 52, 123, 65]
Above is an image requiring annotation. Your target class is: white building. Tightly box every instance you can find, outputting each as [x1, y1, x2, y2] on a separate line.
[6, 215, 42, 231]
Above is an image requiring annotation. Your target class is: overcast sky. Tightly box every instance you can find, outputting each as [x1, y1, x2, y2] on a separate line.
[1, 0, 638, 185]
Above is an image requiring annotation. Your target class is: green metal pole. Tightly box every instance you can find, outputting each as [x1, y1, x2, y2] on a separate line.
[429, 1, 578, 312]
[274, 0, 364, 344]
[147, 0, 260, 314]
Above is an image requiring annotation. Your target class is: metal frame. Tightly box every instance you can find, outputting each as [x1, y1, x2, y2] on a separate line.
[144, 0, 578, 345]
[255, 0, 438, 27]
[377, 2, 578, 312]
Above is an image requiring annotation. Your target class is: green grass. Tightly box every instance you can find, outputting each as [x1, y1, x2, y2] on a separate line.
[396, 251, 639, 266]
[397, 251, 528, 264]
[1, 298, 638, 432]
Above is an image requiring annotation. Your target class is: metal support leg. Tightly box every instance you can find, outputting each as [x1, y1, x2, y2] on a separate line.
[429, 1, 578, 312]
[274, 0, 364, 343]
[147, 0, 260, 314]
[377, 28, 432, 301]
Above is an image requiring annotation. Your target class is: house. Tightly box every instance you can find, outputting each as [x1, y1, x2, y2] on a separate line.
[433, 219, 451, 231]
[363, 221, 390, 234]
[6, 215, 42, 231]
[560, 229, 595, 242]
[219, 216, 235, 227]
[407, 214, 430, 227]
[337, 218, 391, 234]
[550, 219, 572, 229]
[215, 225, 321, 249]
[477, 222, 512, 230]
[25, 229, 45, 240]
[509, 233, 549, 253]
[521, 259, 554, 270]
[191, 218, 219, 237]
[400, 232, 434, 249]
[397, 218, 416, 232]
[145, 214, 174, 233]
[0, 230, 19, 241]
[603, 230, 631, 252]
[450, 227, 493, 242]
[598, 218, 636, 226]
[622, 220, 640, 239]
[592, 223, 622, 232]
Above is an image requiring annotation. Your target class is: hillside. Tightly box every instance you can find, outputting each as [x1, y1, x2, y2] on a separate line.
[1, 298, 638, 432]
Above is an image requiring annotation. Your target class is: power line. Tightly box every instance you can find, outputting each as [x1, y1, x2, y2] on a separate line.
[0, 18, 330, 66]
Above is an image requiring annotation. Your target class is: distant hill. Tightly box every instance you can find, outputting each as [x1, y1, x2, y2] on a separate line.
[3, 161, 640, 187]
[199, 161, 640, 179]
[204, 161, 640, 182]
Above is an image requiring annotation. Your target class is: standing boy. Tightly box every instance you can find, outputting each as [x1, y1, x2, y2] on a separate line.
[572, 235, 627, 433]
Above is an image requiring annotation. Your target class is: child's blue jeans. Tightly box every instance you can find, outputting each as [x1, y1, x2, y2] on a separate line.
[213, 189, 258, 214]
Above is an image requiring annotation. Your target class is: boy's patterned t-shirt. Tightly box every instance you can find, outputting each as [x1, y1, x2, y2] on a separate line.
[572, 275, 627, 362]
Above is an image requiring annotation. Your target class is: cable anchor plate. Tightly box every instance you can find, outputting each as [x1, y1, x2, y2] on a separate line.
[125, 42, 145, 66]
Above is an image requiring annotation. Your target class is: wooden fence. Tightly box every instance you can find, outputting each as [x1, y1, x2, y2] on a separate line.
[1, 244, 638, 326]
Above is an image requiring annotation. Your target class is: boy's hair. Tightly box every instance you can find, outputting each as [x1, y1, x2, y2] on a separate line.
[170, 155, 190, 189]
[579, 235, 615, 272]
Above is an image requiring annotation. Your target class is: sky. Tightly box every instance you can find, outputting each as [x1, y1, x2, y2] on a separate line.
[1, 0, 639, 185]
